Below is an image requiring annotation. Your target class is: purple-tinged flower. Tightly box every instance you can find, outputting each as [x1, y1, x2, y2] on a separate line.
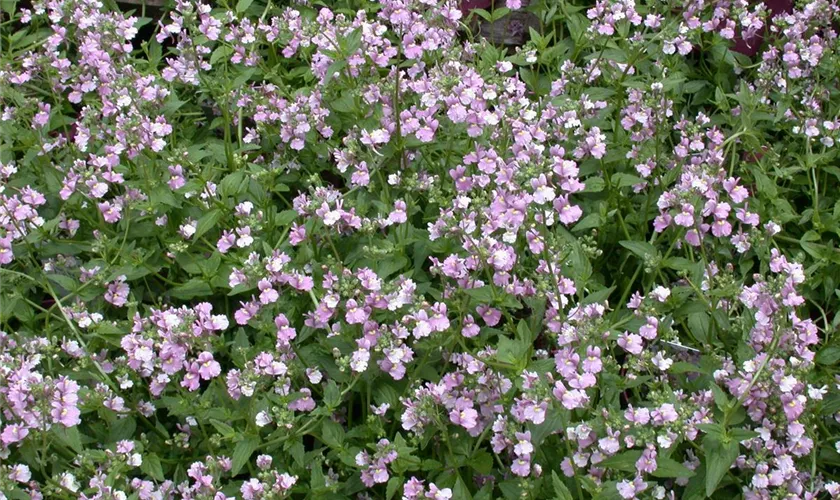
[511, 457, 530, 477]
[197, 352, 221, 380]
[1, 425, 29, 445]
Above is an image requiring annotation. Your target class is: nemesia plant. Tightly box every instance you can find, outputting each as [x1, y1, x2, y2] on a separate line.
[1, 0, 840, 498]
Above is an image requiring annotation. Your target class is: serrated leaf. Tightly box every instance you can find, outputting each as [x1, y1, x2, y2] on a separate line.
[703, 436, 739, 497]
[464, 286, 495, 303]
[582, 286, 615, 306]
[51, 425, 82, 453]
[276, 209, 298, 226]
[652, 457, 695, 478]
[597, 450, 642, 472]
[194, 209, 222, 240]
[687, 312, 710, 345]
[324, 380, 341, 409]
[619, 240, 656, 260]
[210, 419, 235, 438]
[322, 59, 348, 86]
[583, 177, 605, 192]
[47, 274, 77, 292]
[231, 435, 260, 476]
[552, 471, 574, 500]
[386, 476, 403, 500]
[729, 428, 760, 442]
[321, 419, 345, 449]
[453, 476, 473, 500]
[210, 46, 233, 65]
[236, 0, 254, 13]
[141, 453, 165, 482]
[170, 279, 213, 300]
[710, 383, 730, 410]
[108, 417, 137, 443]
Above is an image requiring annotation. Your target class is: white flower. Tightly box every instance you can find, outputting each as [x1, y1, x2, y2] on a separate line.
[657, 434, 673, 449]
[255, 411, 272, 427]
[779, 375, 798, 392]
[60, 473, 80, 492]
[128, 453, 143, 466]
[651, 286, 671, 302]
[808, 384, 828, 400]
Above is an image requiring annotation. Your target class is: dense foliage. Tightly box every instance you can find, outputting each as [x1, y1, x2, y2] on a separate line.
[2, 0, 840, 498]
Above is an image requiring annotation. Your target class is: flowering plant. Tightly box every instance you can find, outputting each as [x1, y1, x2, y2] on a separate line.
[1, 0, 840, 498]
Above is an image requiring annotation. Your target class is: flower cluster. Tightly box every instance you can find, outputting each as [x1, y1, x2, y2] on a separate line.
[1, 0, 839, 498]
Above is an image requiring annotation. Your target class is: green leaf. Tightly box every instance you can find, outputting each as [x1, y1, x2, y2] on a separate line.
[597, 450, 642, 472]
[1, 1, 17, 15]
[471, 451, 493, 475]
[583, 177, 605, 192]
[51, 425, 82, 453]
[47, 274, 77, 292]
[386, 476, 403, 500]
[683, 80, 709, 93]
[464, 286, 495, 303]
[210, 46, 234, 65]
[109, 417, 137, 443]
[453, 476, 473, 500]
[670, 361, 703, 374]
[288, 439, 305, 467]
[516, 320, 534, 343]
[276, 209, 298, 226]
[324, 380, 341, 409]
[496, 336, 529, 366]
[687, 312, 710, 345]
[710, 383, 730, 411]
[582, 286, 615, 306]
[817, 345, 840, 365]
[194, 209, 222, 240]
[611, 172, 645, 188]
[729, 428, 760, 442]
[322, 419, 345, 449]
[231, 435, 260, 476]
[552, 471, 574, 500]
[619, 240, 656, 260]
[474, 483, 494, 500]
[322, 59, 348, 86]
[236, 0, 254, 13]
[210, 419, 235, 439]
[703, 436, 739, 497]
[376, 256, 408, 279]
[572, 212, 604, 232]
[652, 457, 695, 478]
[220, 171, 248, 197]
[170, 279, 213, 300]
[141, 453, 165, 482]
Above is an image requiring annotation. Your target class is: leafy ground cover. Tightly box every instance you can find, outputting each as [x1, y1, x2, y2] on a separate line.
[1, 0, 840, 498]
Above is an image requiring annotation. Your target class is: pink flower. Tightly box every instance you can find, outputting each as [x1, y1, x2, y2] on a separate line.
[217, 230, 236, 253]
[345, 299, 369, 324]
[98, 200, 123, 223]
[197, 352, 221, 380]
[289, 388, 316, 412]
[104, 276, 130, 307]
[33, 103, 50, 128]
[449, 407, 478, 430]
[511, 457, 530, 477]
[1, 425, 29, 445]
[181, 364, 201, 391]
[618, 333, 644, 355]
[426, 484, 452, 499]
[289, 223, 306, 245]
[554, 195, 582, 225]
